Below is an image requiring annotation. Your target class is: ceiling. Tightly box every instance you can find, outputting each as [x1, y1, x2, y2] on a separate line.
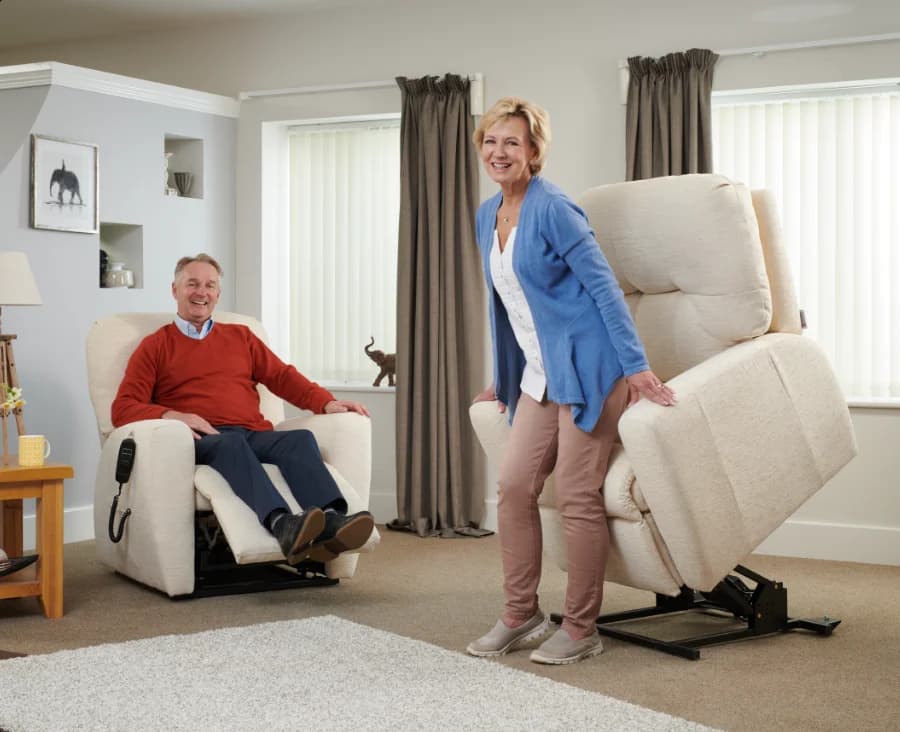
[1, 0, 898, 55]
[0, 0, 344, 51]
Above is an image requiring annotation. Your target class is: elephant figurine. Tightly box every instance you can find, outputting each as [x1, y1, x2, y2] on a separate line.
[364, 337, 396, 387]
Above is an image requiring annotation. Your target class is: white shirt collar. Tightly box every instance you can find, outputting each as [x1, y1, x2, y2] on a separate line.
[174, 313, 214, 339]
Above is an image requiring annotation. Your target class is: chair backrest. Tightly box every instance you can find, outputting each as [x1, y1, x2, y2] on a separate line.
[577, 174, 801, 381]
[86, 311, 286, 444]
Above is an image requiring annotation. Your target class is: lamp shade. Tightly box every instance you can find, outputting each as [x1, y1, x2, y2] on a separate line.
[0, 252, 42, 306]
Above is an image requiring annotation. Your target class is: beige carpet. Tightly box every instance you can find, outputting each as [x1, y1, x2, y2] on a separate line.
[1, 531, 898, 731]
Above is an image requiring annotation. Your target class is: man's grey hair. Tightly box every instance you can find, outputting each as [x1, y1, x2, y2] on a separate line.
[174, 253, 223, 281]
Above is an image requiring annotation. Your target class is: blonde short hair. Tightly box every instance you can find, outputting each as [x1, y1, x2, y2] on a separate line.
[174, 253, 223, 281]
[473, 97, 551, 175]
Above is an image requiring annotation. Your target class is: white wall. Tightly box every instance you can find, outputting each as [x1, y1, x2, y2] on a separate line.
[1, 1, 899, 562]
[0, 78, 236, 549]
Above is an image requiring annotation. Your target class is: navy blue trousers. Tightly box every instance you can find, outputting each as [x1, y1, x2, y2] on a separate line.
[194, 427, 345, 526]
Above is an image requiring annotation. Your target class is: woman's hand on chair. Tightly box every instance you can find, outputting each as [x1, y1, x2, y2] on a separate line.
[472, 385, 506, 413]
[626, 370, 677, 407]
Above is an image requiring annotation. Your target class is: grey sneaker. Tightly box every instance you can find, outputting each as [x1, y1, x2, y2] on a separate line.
[530, 627, 604, 665]
[466, 611, 550, 657]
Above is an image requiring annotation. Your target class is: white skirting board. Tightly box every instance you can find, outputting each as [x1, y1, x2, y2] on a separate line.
[30, 501, 899, 567]
[754, 519, 900, 566]
[21, 504, 94, 551]
[482, 499, 900, 567]
[368, 491, 398, 525]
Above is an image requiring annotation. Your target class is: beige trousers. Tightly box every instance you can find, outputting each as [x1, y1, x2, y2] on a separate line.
[497, 378, 629, 639]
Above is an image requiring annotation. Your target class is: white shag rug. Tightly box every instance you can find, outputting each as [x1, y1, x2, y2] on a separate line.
[0, 615, 717, 731]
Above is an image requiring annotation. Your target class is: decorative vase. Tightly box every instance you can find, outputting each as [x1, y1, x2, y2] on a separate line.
[99, 249, 109, 287]
[104, 262, 135, 288]
[173, 172, 193, 197]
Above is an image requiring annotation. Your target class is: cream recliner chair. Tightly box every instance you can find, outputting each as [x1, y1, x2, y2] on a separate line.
[470, 174, 857, 658]
[86, 311, 379, 598]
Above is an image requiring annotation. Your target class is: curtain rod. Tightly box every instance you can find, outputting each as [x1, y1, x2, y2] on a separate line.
[715, 31, 900, 58]
[617, 31, 900, 69]
[617, 32, 900, 104]
[239, 80, 394, 100]
[239, 73, 485, 113]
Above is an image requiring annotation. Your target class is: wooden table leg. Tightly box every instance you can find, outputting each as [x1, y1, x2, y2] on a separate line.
[36, 480, 64, 618]
[1, 498, 24, 557]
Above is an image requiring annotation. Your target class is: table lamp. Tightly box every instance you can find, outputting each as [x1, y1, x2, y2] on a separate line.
[0, 252, 42, 464]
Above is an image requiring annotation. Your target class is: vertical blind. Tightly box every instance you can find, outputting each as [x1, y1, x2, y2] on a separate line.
[713, 88, 900, 401]
[288, 121, 400, 383]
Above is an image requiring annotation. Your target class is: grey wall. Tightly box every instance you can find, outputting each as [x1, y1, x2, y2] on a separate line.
[0, 0, 898, 561]
[0, 83, 235, 544]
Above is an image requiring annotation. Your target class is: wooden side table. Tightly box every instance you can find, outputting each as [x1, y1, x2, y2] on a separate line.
[0, 460, 73, 618]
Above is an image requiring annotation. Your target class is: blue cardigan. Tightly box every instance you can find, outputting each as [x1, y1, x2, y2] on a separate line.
[476, 176, 650, 432]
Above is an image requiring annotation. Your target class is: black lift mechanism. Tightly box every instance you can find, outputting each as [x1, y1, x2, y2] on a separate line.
[553, 564, 840, 660]
[177, 511, 338, 599]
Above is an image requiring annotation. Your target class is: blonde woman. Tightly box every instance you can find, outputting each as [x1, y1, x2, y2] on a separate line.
[467, 98, 676, 664]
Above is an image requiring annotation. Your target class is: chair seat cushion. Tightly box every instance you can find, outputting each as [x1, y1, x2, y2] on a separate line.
[538, 444, 648, 521]
[193, 462, 380, 564]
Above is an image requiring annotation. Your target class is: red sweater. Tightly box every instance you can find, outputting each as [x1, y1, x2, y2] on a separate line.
[111, 323, 334, 431]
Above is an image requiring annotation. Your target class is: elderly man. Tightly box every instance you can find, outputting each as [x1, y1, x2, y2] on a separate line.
[111, 253, 374, 564]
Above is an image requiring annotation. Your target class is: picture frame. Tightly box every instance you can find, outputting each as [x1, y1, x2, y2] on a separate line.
[30, 134, 99, 234]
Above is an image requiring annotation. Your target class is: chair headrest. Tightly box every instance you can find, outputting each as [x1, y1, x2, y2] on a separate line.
[577, 174, 774, 380]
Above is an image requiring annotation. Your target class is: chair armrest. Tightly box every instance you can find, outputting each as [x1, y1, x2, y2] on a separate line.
[619, 333, 857, 591]
[94, 419, 197, 597]
[469, 401, 510, 469]
[276, 412, 372, 505]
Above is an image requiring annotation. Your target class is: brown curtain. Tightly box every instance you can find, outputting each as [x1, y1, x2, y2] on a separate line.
[389, 74, 489, 538]
[626, 48, 719, 181]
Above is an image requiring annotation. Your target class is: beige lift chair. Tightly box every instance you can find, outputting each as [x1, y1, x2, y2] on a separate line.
[470, 174, 857, 658]
[87, 311, 378, 598]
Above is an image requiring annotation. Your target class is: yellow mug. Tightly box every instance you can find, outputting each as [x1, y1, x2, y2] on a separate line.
[18, 434, 51, 467]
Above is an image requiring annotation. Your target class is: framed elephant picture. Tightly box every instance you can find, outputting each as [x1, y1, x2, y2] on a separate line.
[30, 134, 99, 234]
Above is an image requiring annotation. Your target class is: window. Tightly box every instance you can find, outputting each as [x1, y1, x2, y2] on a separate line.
[287, 118, 400, 384]
[713, 81, 900, 402]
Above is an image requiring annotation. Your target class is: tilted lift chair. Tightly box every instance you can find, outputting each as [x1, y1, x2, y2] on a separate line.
[470, 174, 857, 658]
[87, 311, 379, 598]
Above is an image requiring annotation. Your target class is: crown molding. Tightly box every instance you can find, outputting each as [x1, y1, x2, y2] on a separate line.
[0, 61, 240, 118]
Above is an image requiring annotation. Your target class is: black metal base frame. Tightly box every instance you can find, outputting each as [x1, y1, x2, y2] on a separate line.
[174, 511, 338, 599]
[552, 564, 840, 660]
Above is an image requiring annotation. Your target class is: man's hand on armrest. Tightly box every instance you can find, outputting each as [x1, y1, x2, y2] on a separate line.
[324, 400, 371, 418]
[162, 410, 220, 439]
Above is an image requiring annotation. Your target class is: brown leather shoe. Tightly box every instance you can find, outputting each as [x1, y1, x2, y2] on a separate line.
[273, 508, 325, 564]
[305, 510, 375, 563]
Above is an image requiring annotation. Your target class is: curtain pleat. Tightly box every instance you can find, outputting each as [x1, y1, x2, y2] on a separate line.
[391, 74, 488, 537]
[626, 48, 718, 180]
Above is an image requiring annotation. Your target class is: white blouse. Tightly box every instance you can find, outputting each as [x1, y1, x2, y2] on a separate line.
[490, 228, 546, 401]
